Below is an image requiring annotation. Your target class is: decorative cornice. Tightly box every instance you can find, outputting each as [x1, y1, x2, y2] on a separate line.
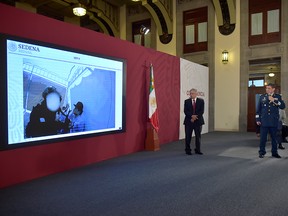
[127, 4, 148, 16]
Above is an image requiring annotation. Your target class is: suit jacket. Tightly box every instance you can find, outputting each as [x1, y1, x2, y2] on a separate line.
[184, 97, 205, 126]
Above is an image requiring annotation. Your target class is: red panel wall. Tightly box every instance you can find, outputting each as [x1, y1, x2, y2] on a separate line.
[0, 3, 180, 188]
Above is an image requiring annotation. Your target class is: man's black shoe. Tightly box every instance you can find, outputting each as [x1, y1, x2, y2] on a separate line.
[194, 149, 203, 155]
[279, 144, 285, 150]
[272, 154, 281, 158]
[186, 152, 192, 155]
[259, 154, 264, 158]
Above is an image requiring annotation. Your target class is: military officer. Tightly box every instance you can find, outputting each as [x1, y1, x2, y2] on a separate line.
[256, 83, 285, 158]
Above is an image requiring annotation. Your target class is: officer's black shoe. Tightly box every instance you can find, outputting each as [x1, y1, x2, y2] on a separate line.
[278, 144, 285, 150]
[259, 154, 264, 158]
[272, 154, 281, 158]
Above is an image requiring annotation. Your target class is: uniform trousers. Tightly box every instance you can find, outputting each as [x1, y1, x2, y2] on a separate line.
[259, 126, 278, 155]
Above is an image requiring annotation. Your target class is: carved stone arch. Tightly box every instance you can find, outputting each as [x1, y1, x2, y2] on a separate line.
[212, 0, 236, 35]
[142, 0, 173, 44]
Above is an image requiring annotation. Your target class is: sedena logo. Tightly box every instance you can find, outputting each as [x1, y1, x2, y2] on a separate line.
[7, 41, 41, 54]
[18, 44, 40, 52]
[7, 41, 17, 52]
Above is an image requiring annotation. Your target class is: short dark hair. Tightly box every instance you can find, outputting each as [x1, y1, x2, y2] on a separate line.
[190, 88, 197, 93]
[42, 86, 62, 101]
[266, 83, 276, 88]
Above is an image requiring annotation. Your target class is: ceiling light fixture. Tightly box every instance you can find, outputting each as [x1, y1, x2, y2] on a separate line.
[73, 4, 86, 17]
[268, 73, 275, 77]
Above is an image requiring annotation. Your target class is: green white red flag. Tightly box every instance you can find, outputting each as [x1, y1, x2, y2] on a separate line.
[149, 64, 159, 132]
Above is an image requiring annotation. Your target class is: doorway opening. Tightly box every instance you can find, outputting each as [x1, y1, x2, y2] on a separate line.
[247, 57, 281, 132]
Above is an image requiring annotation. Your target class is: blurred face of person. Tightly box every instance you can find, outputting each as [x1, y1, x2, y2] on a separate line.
[46, 92, 61, 112]
[265, 85, 275, 95]
[73, 108, 81, 116]
[190, 90, 197, 99]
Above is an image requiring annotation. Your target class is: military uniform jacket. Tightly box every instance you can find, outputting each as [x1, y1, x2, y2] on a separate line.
[256, 93, 285, 127]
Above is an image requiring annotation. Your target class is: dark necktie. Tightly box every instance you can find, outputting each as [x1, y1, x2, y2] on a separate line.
[192, 99, 196, 114]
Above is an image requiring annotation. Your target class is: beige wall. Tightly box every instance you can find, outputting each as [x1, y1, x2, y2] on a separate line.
[120, 5, 127, 40]
[15, 2, 36, 13]
[214, 0, 240, 131]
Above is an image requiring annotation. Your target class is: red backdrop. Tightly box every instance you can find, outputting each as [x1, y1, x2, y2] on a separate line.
[0, 3, 180, 188]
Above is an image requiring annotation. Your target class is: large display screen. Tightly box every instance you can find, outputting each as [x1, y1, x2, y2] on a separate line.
[0, 33, 126, 150]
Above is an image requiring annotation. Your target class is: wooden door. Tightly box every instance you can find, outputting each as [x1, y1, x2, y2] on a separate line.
[247, 86, 264, 132]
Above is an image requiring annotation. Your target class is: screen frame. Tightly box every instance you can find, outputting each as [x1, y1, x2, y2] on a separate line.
[0, 33, 126, 151]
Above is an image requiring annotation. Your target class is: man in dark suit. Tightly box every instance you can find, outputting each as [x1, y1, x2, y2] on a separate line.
[184, 88, 205, 155]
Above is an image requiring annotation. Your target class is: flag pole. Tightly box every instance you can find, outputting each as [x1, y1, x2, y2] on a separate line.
[145, 63, 160, 151]
[145, 126, 159, 151]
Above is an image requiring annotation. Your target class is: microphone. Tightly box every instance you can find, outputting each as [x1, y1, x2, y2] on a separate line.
[268, 94, 272, 103]
[268, 94, 279, 106]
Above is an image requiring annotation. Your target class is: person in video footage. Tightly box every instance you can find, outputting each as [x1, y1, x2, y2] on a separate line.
[68, 101, 85, 133]
[256, 83, 285, 158]
[25, 86, 70, 138]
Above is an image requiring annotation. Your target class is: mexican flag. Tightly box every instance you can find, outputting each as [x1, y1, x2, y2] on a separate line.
[149, 64, 159, 132]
